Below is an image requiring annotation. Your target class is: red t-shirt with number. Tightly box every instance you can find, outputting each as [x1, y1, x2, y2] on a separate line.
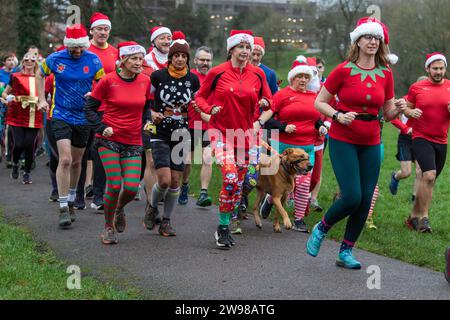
[324, 61, 394, 145]
[188, 69, 207, 130]
[271, 86, 319, 146]
[406, 79, 450, 144]
[91, 72, 151, 146]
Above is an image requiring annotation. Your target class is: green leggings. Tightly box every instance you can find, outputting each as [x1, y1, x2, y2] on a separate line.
[323, 138, 381, 244]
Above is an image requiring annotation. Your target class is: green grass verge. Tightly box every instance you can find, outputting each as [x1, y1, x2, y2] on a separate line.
[0, 213, 142, 300]
[186, 124, 450, 273]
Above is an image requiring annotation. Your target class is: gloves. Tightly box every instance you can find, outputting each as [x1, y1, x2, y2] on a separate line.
[6, 95, 15, 103]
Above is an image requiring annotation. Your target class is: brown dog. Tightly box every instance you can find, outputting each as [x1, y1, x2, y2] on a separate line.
[252, 148, 313, 233]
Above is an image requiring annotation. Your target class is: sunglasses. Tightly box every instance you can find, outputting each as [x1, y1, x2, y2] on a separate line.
[23, 58, 36, 62]
[362, 34, 382, 41]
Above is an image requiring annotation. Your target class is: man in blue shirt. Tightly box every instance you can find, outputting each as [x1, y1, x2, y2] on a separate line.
[251, 36, 278, 95]
[37, 24, 104, 229]
[0, 53, 18, 88]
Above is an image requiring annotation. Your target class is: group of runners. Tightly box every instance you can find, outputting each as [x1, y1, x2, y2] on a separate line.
[0, 13, 449, 273]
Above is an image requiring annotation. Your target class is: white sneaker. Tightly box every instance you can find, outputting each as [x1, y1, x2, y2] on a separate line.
[90, 202, 104, 210]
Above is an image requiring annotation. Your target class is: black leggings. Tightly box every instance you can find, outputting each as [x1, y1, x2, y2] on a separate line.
[10, 126, 39, 173]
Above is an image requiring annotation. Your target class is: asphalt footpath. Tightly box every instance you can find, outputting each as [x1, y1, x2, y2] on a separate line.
[1, 157, 449, 300]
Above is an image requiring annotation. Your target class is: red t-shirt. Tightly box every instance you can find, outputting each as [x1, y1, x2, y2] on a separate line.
[271, 86, 319, 146]
[324, 61, 394, 145]
[91, 72, 151, 146]
[6, 73, 44, 128]
[407, 79, 450, 144]
[88, 43, 118, 75]
[188, 68, 207, 130]
[196, 61, 272, 149]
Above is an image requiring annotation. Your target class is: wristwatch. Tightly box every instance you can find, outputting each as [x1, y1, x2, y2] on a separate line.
[258, 119, 264, 127]
[332, 111, 341, 121]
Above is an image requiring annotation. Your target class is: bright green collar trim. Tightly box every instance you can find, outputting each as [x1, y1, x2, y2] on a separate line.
[344, 62, 389, 82]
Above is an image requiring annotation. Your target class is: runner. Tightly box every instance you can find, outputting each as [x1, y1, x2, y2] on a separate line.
[195, 30, 272, 249]
[78, 12, 118, 211]
[402, 53, 449, 233]
[36, 24, 105, 228]
[257, 60, 327, 233]
[84, 41, 151, 244]
[1, 52, 44, 184]
[143, 31, 200, 237]
[306, 17, 406, 269]
[178, 46, 214, 207]
[141, 26, 173, 207]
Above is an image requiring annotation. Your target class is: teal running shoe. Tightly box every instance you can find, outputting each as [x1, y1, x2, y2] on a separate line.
[336, 248, 361, 270]
[306, 223, 327, 257]
[178, 184, 189, 205]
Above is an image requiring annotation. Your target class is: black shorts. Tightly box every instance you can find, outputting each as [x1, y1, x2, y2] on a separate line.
[51, 118, 90, 148]
[151, 139, 187, 172]
[412, 138, 447, 177]
[396, 134, 414, 162]
[95, 137, 143, 158]
[189, 128, 210, 152]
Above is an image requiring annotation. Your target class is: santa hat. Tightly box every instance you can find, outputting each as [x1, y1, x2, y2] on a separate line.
[150, 26, 172, 43]
[253, 37, 265, 55]
[350, 17, 399, 65]
[425, 52, 447, 69]
[64, 24, 90, 48]
[168, 31, 190, 60]
[90, 12, 112, 29]
[227, 30, 254, 52]
[117, 41, 146, 64]
[350, 17, 385, 44]
[288, 60, 314, 84]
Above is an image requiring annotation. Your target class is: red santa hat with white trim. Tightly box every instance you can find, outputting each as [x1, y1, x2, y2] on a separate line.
[253, 37, 265, 55]
[288, 60, 314, 84]
[150, 26, 172, 43]
[117, 41, 146, 65]
[90, 12, 112, 29]
[64, 24, 90, 48]
[350, 16, 398, 65]
[227, 30, 254, 52]
[425, 52, 447, 68]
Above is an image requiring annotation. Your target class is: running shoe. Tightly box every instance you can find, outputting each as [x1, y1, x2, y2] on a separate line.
[365, 216, 377, 230]
[309, 198, 323, 212]
[159, 220, 177, 237]
[196, 192, 212, 207]
[10, 164, 19, 180]
[22, 172, 32, 185]
[49, 190, 59, 202]
[445, 247, 450, 285]
[58, 207, 72, 229]
[90, 202, 104, 211]
[74, 193, 86, 210]
[85, 184, 94, 199]
[389, 171, 399, 195]
[68, 202, 76, 222]
[405, 216, 419, 231]
[336, 248, 362, 270]
[214, 225, 231, 249]
[240, 194, 248, 213]
[178, 183, 189, 205]
[114, 207, 126, 233]
[143, 203, 159, 231]
[306, 223, 327, 257]
[292, 218, 309, 233]
[101, 227, 118, 245]
[230, 219, 242, 234]
[418, 217, 432, 233]
[259, 193, 273, 219]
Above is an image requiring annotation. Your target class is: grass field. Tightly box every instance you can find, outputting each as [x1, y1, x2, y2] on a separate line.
[187, 117, 450, 273]
[0, 212, 142, 299]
